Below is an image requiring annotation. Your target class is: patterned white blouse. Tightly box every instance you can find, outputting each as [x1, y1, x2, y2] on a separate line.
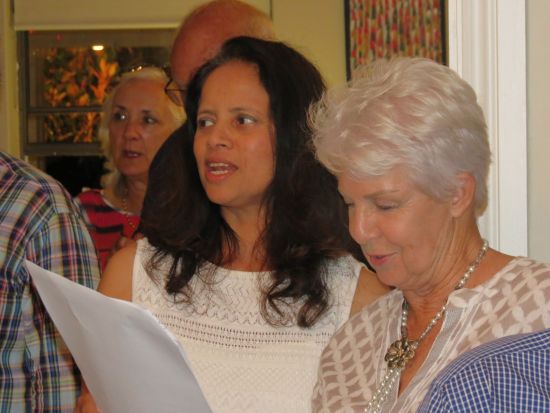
[312, 257, 550, 413]
[132, 238, 362, 413]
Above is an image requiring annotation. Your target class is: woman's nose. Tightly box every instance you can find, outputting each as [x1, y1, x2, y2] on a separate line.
[206, 123, 232, 149]
[349, 207, 379, 244]
[123, 120, 140, 140]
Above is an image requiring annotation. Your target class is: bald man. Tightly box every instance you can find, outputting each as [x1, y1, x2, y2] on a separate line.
[166, 0, 275, 105]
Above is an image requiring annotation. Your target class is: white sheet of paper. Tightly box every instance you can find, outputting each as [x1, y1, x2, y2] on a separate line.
[25, 260, 212, 413]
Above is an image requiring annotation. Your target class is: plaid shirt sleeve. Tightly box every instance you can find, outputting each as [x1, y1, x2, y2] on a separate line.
[417, 330, 550, 413]
[1, 154, 100, 413]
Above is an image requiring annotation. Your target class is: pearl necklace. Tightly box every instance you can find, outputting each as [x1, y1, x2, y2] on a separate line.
[363, 239, 489, 413]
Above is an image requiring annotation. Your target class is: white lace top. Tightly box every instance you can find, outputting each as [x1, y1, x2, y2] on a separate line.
[132, 238, 362, 413]
[312, 258, 550, 413]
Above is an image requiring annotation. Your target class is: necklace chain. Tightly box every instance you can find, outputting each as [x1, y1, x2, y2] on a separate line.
[363, 239, 489, 413]
[121, 195, 138, 232]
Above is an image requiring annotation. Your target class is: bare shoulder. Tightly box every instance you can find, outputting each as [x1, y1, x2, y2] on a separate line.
[350, 267, 391, 316]
[98, 241, 138, 301]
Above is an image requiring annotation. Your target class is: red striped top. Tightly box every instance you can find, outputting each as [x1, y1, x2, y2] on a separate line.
[75, 189, 139, 271]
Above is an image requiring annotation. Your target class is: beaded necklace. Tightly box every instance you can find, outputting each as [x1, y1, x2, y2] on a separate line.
[121, 195, 138, 232]
[363, 239, 489, 413]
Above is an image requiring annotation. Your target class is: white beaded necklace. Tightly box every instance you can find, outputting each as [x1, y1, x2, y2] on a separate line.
[363, 239, 489, 413]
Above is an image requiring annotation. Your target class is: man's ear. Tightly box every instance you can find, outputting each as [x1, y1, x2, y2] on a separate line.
[450, 172, 476, 218]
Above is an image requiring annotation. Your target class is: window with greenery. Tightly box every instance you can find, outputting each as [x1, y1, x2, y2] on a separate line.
[18, 29, 174, 157]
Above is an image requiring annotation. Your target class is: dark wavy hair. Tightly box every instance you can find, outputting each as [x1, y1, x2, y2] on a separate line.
[141, 36, 361, 327]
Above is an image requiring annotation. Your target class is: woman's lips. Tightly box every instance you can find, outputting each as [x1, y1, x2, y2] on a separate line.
[367, 253, 392, 267]
[123, 150, 141, 158]
[205, 161, 237, 181]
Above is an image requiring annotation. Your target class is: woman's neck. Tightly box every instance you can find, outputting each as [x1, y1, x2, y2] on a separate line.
[220, 206, 268, 272]
[123, 179, 147, 214]
[105, 178, 146, 215]
[403, 229, 485, 330]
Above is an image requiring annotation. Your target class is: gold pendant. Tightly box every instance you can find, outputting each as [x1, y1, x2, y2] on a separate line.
[384, 337, 416, 369]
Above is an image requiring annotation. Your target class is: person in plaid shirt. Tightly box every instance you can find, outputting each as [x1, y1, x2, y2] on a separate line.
[0, 151, 100, 412]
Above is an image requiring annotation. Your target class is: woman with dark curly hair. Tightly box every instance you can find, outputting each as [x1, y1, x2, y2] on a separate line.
[76, 36, 388, 413]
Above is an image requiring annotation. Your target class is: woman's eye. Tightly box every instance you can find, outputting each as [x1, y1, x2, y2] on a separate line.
[376, 203, 396, 211]
[144, 115, 157, 125]
[237, 115, 255, 125]
[197, 118, 214, 128]
[112, 111, 127, 121]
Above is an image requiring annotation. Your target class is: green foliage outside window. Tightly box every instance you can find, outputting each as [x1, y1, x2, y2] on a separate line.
[42, 47, 119, 143]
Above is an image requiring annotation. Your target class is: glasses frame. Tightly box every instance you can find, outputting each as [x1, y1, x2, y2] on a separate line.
[164, 76, 186, 107]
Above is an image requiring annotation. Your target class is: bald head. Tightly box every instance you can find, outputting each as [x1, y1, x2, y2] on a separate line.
[170, 0, 275, 90]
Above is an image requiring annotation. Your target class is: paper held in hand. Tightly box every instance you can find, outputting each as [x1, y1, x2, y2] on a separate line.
[25, 260, 212, 413]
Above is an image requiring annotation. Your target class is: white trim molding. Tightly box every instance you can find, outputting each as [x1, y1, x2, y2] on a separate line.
[447, 0, 527, 255]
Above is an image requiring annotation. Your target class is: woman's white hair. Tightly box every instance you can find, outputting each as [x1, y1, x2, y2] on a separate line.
[99, 67, 185, 196]
[310, 57, 491, 216]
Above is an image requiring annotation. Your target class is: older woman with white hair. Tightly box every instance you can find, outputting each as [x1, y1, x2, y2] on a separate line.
[310, 57, 550, 413]
[76, 67, 185, 270]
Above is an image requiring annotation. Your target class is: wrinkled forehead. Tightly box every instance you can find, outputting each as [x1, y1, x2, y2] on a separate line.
[113, 77, 165, 102]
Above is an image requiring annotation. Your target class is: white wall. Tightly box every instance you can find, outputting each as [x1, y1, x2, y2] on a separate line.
[272, 0, 346, 87]
[527, 0, 550, 263]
